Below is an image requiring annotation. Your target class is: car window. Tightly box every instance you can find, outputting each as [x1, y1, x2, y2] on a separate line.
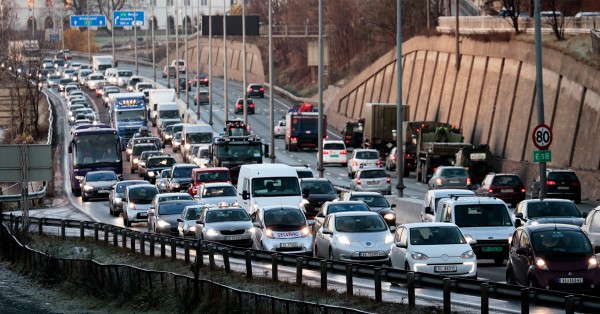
[128, 187, 158, 204]
[492, 175, 522, 186]
[409, 226, 466, 245]
[196, 171, 230, 182]
[263, 208, 306, 229]
[327, 203, 369, 214]
[359, 170, 387, 178]
[334, 215, 387, 232]
[252, 177, 300, 197]
[453, 204, 512, 227]
[204, 186, 237, 197]
[350, 195, 389, 207]
[527, 201, 581, 218]
[158, 203, 189, 215]
[588, 212, 600, 233]
[355, 151, 379, 159]
[531, 230, 591, 254]
[547, 171, 578, 181]
[173, 166, 195, 178]
[301, 181, 335, 194]
[185, 207, 201, 220]
[440, 168, 468, 177]
[323, 143, 345, 150]
[205, 208, 250, 222]
[87, 172, 116, 181]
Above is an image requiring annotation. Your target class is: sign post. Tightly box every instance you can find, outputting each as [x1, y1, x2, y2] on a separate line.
[532, 124, 553, 198]
[70, 15, 107, 28]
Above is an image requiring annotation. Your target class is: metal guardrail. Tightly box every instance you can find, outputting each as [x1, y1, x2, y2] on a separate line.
[5, 213, 600, 312]
[591, 30, 600, 54]
[437, 16, 600, 34]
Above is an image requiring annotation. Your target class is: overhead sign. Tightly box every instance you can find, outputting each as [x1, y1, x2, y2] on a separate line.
[70, 15, 107, 27]
[202, 15, 260, 36]
[533, 150, 552, 163]
[113, 11, 145, 27]
[0, 145, 52, 182]
[532, 124, 552, 150]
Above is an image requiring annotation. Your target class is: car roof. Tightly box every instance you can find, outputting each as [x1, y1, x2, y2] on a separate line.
[126, 184, 157, 189]
[354, 148, 378, 153]
[174, 163, 200, 168]
[158, 200, 197, 206]
[300, 178, 331, 183]
[262, 205, 302, 212]
[426, 189, 476, 197]
[323, 139, 345, 144]
[201, 182, 235, 188]
[331, 211, 380, 217]
[117, 180, 148, 186]
[325, 201, 368, 206]
[442, 196, 506, 205]
[402, 222, 459, 228]
[521, 223, 583, 233]
[521, 198, 575, 204]
[346, 191, 383, 196]
[86, 170, 116, 175]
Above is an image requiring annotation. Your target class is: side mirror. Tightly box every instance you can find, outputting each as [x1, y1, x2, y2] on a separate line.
[425, 206, 433, 215]
[302, 188, 310, 199]
[583, 212, 588, 218]
[389, 225, 396, 232]
[177, 218, 182, 222]
[515, 213, 524, 219]
[316, 212, 324, 218]
[395, 242, 407, 248]
[468, 239, 477, 245]
[322, 228, 332, 235]
[514, 219, 522, 227]
[516, 247, 529, 256]
[242, 190, 249, 200]
[391, 204, 397, 208]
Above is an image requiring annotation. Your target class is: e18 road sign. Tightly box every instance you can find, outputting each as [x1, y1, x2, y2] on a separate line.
[533, 150, 552, 163]
[113, 11, 145, 27]
[70, 15, 107, 27]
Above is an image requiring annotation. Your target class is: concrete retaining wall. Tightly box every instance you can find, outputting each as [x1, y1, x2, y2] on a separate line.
[326, 36, 600, 201]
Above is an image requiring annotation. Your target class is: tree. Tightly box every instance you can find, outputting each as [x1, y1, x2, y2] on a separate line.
[96, 0, 128, 35]
[489, 0, 526, 34]
[541, 0, 583, 40]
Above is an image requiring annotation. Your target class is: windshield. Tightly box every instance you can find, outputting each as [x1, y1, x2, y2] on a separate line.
[205, 208, 250, 223]
[159, 110, 179, 119]
[115, 182, 146, 193]
[186, 132, 213, 144]
[128, 187, 158, 204]
[196, 171, 229, 182]
[263, 208, 306, 229]
[116, 109, 145, 121]
[324, 143, 345, 150]
[199, 149, 209, 158]
[86, 172, 116, 181]
[203, 186, 237, 197]
[159, 195, 193, 202]
[159, 170, 171, 178]
[158, 203, 191, 215]
[359, 170, 387, 178]
[335, 215, 387, 232]
[73, 133, 121, 166]
[90, 75, 104, 80]
[527, 201, 582, 218]
[133, 145, 158, 156]
[327, 203, 370, 214]
[453, 204, 513, 227]
[409, 226, 466, 245]
[173, 166, 195, 178]
[147, 157, 175, 168]
[301, 181, 335, 194]
[349, 195, 389, 207]
[252, 177, 301, 197]
[356, 151, 379, 159]
[118, 71, 133, 77]
[217, 143, 262, 158]
[532, 230, 592, 254]
[440, 168, 468, 177]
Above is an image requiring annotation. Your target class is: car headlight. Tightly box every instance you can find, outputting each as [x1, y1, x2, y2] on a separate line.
[75, 176, 84, 181]
[159, 182, 166, 187]
[411, 252, 429, 260]
[265, 228, 274, 238]
[83, 185, 94, 191]
[535, 257, 548, 270]
[147, 171, 155, 177]
[114, 197, 122, 204]
[248, 227, 256, 234]
[185, 143, 191, 150]
[530, 220, 539, 226]
[589, 256, 598, 270]
[206, 229, 219, 237]
[128, 203, 136, 209]
[385, 234, 394, 244]
[126, 148, 133, 155]
[188, 226, 197, 233]
[165, 134, 172, 139]
[337, 235, 351, 245]
[157, 220, 170, 228]
[461, 250, 475, 259]
[301, 227, 310, 238]
[139, 161, 146, 167]
[171, 182, 180, 188]
[133, 158, 139, 164]
[383, 213, 396, 221]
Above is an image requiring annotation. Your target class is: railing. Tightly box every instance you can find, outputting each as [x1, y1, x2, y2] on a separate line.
[437, 16, 600, 34]
[591, 30, 600, 54]
[4, 213, 599, 312]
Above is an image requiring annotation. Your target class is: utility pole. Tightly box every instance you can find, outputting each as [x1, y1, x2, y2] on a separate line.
[395, 0, 405, 197]
[111, 1, 115, 63]
[268, 0, 274, 163]
[208, 0, 213, 126]
[134, 0, 138, 75]
[317, 0, 324, 178]
[166, 3, 171, 89]
[62, 7, 65, 51]
[195, 0, 200, 121]
[534, 0, 547, 199]
[455, 0, 460, 71]
[87, 0, 91, 63]
[151, 0, 156, 82]
[175, 0, 180, 98]
[242, 0, 247, 125]
[223, 0, 228, 122]
[184, 0, 189, 109]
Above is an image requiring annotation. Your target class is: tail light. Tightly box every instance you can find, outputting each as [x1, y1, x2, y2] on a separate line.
[340, 150, 347, 155]
[377, 160, 381, 167]
[249, 104, 255, 108]
[406, 153, 412, 158]
[466, 178, 471, 185]
[572, 181, 580, 186]
[521, 188, 526, 193]
[386, 177, 391, 183]
[260, 87, 264, 91]
[392, 155, 397, 161]
[247, 88, 252, 92]
[353, 160, 358, 167]
[323, 150, 329, 154]
[547, 180, 556, 185]
[433, 167, 437, 172]
[488, 189, 494, 193]
[356, 178, 361, 185]
[436, 178, 442, 185]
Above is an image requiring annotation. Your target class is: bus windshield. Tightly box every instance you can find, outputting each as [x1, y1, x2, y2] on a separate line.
[73, 133, 121, 167]
[217, 143, 262, 158]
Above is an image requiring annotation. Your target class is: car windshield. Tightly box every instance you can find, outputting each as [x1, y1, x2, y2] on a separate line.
[173, 167, 195, 178]
[133, 145, 158, 156]
[531, 230, 592, 254]
[453, 204, 513, 227]
[128, 187, 158, 204]
[527, 201, 582, 218]
[116, 181, 146, 193]
[205, 208, 250, 223]
[252, 177, 301, 197]
[492, 176, 522, 186]
[86, 172, 116, 181]
[158, 202, 191, 215]
[324, 143, 345, 150]
[440, 168, 468, 177]
[159, 170, 171, 178]
[147, 157, 175, 168]
[349, 195, 389, 207]
[301, 181, 335, 194]
[409, 226, 466, 245]
[118, 71, 133, 77]
[199, 149, 209, 158]
[547, 171, 578, 181]
[159, 195, 193, 202]
[159, 110, 179, 119]
[186, 132, 213, 144]
[203, 186, 237, 197]
[263, 208, 306, 229]
[327, 204, 370, 214]
[359, 170, 387, 178]
[355, 151, 379, 159]
[335, 215, 387, 232]
[196, 171, 229, 182]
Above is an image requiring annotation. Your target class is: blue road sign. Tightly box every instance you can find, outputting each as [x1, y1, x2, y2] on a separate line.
[113, 11, 145, 27]
[70, 15, 107, 27]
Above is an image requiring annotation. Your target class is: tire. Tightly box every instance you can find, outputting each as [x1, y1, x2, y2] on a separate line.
[314, 245, 319, 258]
[109, 204, 114, 216]
[405, 262, 411, 271]
[329, 249, 335, 261]
[528, 277, 537, 288]
[82, 195, 89, 202]
[124, 216, 131, 227]
[506, 267, 516, 285]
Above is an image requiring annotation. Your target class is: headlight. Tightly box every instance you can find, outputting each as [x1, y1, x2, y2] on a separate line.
[159, 182, 166, 187]
[157, 220, 170, 228]
[128, 203, 136, 209]
[83, 185, 94, 191]
[185, 143, 191, 150]
[114, 197, 122, 204]
[385, 234, 394, 244]
[133, 158, 139, 164]
[411, 252, 429, 260]
[383, 213, 396, 221]
[139, 161, 146, 167]
[460, 250, 475, 259]
[75, 176, 84, 181]
[530, 220, 539, 226]
[147, 171, 155, 177]
[265, 229, 274, 238]
[126, 148, 133, 155]
[171, 182, 180, 188]
[188, 226, 197, 233]
[248, 227, 256, 234]
[165, 134, 172, 139]
[535, 257, 548, 270]
[337, 235, 351, 245]
[301, 227, 310, 237]
[589, 256, 598, 270]
[206, 229, 219, 237]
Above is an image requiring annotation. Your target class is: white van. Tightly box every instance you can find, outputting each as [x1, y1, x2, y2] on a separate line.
[181, 124, 214, 161]
[116, 69, 134, 87]
[156, 102, 180, 131]
[148, 89, 177, 123]
[104, 68, 118, 85]
[421, 189, 475, 222]
[236, 164, 302, 216]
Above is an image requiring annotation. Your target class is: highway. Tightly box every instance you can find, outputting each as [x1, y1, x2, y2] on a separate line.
[46, 60, 593, 311]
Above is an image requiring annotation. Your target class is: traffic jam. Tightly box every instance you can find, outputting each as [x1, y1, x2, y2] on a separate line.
[53, 50, 600, 296]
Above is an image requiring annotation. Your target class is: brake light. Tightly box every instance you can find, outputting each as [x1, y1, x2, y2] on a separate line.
[340, 150, 347, 155]
[249, 104, 255, 108]
[433, 167, 437, 172]
[406, 153, 412, 158]
[260, 87, 264, 91]
[377, 160, 381, 167]
[386, 177, 391, 183]
[466, 178, 471, 185]
[356, 178, 361, 185]
[322, 150, 329, 154]
[436, 178, 442, 185]
[572, 181, 580, 186]
[247, 88, 252, 92]
[392, 155, 397, 161]
[521, 188, 526, 193]
[488, 189, 494, 193]
[547, 180, 556, 185]
[353, 160, 358, 166]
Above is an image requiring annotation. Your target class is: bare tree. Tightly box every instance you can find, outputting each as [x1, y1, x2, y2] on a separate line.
[487, 0, 526, 34]
[541, 0, 583, 40]
[96, 0, 128, 35]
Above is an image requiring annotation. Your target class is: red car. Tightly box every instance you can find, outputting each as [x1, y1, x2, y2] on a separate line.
[477, 173, 526, 207]
[188, 167, 232, 196]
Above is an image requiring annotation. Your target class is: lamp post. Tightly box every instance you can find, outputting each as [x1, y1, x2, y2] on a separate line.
[134, 0, 138, 75]
[395, 0, 405, 197]
[111, 1, 115, 63]
[317, 0, 324, 178]
[151, 0, 156, 82]
[175, 0, 180, 98]
[242, 0, 247, 125]
[208, 0, 213, 126]
[195, 0, 200, 121]
[223, 0, 228, 122]
[184, 0, 189, 108]
[87, 0, 91, 63]
[166, 3, 171, 89]
[268, 0, 274, 163]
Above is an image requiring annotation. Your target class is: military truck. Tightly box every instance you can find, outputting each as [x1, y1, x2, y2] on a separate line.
[415, 125, 468, 183]
[455, 144, 494, 186]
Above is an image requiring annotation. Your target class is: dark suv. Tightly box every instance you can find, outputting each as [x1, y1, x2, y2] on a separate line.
[167, 164, 199, 193]
[234, 98, 255, 114]
[246, 83, 264, 98]
[477, 173, 526, 207]
[299, 178, 339, 218]
[531, 169, 581, 204]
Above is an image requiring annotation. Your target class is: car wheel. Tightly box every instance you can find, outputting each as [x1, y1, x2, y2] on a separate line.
[494, 257, 504, 266]
[82, 195, 88, 202]
[329, 249, 335, 261]
[130, 168, 134, 174]
[109, 204, 114, 216]
[124, 216, 131, 227]
[314, 245, 319, 258]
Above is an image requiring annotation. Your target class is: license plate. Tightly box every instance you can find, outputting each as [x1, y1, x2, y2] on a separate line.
[501, 189, 513, 193]
[280, 242, 299, 248]
[359, 252, 382, 257]
[331, 154, 339, 157]
[139, 213, 148, 218]
[98, 190, 110, 194]
[557, 187, 569, 190]
[434, 266, 457, 273]
[482, 246, 503, 252]
[368, 181, 379, 185]
[449, 180, 460, 184]
[559, 277, 583, 284]
[225, 236, 242, 241]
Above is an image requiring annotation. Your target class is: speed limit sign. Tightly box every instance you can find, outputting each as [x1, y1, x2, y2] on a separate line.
[532, 124, 553, 150]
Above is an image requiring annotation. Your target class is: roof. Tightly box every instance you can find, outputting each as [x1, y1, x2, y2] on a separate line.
[425, 189, 476, 197]
[520, 223, 583, 233]
[521, 198, 576, 204]
[345, 191, 384, 196]
[441, 196, 506, 205]
[331, 211, 380, 217]
[173, 163, 200, 168]
[401, 222, 459, 228]
[262, 205, 302, 211]
[201, 182, 236, 188]
[192, 167, 229, 173]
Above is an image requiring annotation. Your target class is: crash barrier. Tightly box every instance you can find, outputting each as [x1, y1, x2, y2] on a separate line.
[0, 89, 53, 203]
[591, 30, 600, 55]
[3, 214, 599, 313]
[438, 16, 600, 34]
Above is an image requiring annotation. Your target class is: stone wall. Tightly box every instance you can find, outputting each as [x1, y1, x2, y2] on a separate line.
[326, 36, 600, 201]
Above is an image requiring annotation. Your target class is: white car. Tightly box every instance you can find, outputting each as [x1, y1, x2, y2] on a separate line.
[194, 182, 238, 205]
[123, 184, 160, 227]
[86, 73, 106, 90]
[177, 204, 204, 237]
[274, 119, 286, 138]
[252, 205, 314, 255]
[320, 140, 347, 166]
[347, 148, 381, 178]
[389, 222, 477, 279]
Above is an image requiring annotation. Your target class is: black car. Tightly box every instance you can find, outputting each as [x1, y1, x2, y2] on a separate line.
[531, 169, 581, 204]
[177, 76, 192, 92]
[109, 180, 149, 216]
[149, 200, 198, 234]
[246, 83, 264, 98]
[234, 98, 255, 114]
[168, 164, 199, 192]
[193, 73, 209, 86]
[138, 151, 166, 178]
[299, 178, 339, 218]
[340, 191, 397, 227]
[142, 156, 176, 184]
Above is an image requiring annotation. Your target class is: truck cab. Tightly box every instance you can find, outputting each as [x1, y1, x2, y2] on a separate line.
[187, 167, 232, 196]
[109, 92, 147, 150]
[225, 119, 251, 137]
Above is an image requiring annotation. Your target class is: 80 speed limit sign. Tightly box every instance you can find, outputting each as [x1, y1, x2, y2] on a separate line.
[532, 124, 553, 150]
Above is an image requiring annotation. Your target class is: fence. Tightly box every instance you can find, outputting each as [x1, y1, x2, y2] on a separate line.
[591, 30, 600, 55]
[3, 214, 600, 313]
[438, 16, 600, 34]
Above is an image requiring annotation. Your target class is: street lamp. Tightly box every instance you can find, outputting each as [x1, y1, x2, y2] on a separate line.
[268, 0, 274, 163]
[166, 3, 171, 89]
[184, 0, 189, 108]
[242, 0, 247, 125]
[395, 0, 405, 197]
[223, 0, 228, 122]
[134, 0, 139, 75]
[208, 0, 213, 126]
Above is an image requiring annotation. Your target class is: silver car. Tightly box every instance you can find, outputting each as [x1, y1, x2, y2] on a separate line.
[109, 180, 148, 217]
[427, 166, 471, 190]
[155, 169, 171, 193]
[195, 205, 254, 247]
[513, 199, 585, 227]
[347, 148, 381, 178]
[177, 204, 204, 237]
[252, 205, 314, 255]
[81, 170, 119, 202]
[314, 211, 394, 264]
[349, 168, 391, 195]
[194, 182, 238, 205]
[123, 184, 159, 227]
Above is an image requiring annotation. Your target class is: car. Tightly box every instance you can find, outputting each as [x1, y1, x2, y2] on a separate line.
[190, 146, 210, 167]
[66, 90, 85, 101]
[389, 222, 477, 278]
[294, 165, 314, 178]
[47, 74, 62, 88]
[246, 83, 264, 98]
[193, 73, 209, 86]
[314, 211, 394, 264]
[320, 140, 347, 166]
[138, 151, 165, 178]
[531, 169, 581, 204]
[428, 166, 471, 190]
[347, 149, 381, 178]
[62, 68, 77, 81]
[513, 199, 586, 227]
[194, 89, 209, 106]
[157, 118, 181, 140]
[313, 201, 371, 236]
[162, 65, 176, 78]
[78, 69, 93, 85]
[102, 86, 121, 107]
[177, 76, 192, 92]
[167, 163, 199, 193]
[86, 73, 107, 90]
[155, 169, 171, 193]
[252, 205, 314, 255]
[126, 76, 144, 92]
[234, 98, 255, 114]
[194, 182, 238, 205]
[171, 59, 186, 72]
[384, 147, 398, 171]
[420, 189, 476, 222]
[172, 131, 183, 152]
[126, 137, 161, 162]
[123, 184, 160, 227]
[349, 168, 391, 195]
[177, 204, 204, 237]
[81, 170, 119, 202]
[274, 120, 286, 138]
[69, 108, 96, 125]
[115, 69, 134, 87]
[60, 49, 72, 60]
[142, 155, 176, 184]
[129, 143, 161, 173]
[148, 200, 198, 234]
[194, 204, 254, 248]
[58, 78, 73, 91]
[477, 173, 526, 207]
[188, 167, 231, 196]
[340, 191, 396, 226]
[135, 82, 153, 92]
[582, 206, 600, 247]
[108, 180, 148, 217]
[299, 178, 339, 218]
[506, 224, 600, 294]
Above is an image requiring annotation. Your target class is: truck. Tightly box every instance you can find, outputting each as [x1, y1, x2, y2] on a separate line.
[92, 55, 115, 72]
[8, 40, 39, 64]
[148, 89, 177, 124]
[285, 104, 327, 151]
[342, 119, 364, 149]
[414, 125, 469, 183]
[209, 134, 269, 184]
[402, 121, 453, 176]
[455, 144, 494, 186]
[108, 92, 147, 150]
[225, 119, 251, 137]
[360, 103, 410, 157]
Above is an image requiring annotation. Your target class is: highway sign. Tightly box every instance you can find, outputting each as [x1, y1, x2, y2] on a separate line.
[532, 124, 552, 150]
[113, 11, 145, 27]
[70, 15, 107, 27]
[533, 150, 552, 163]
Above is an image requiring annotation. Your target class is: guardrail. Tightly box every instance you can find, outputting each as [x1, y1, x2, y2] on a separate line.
[437, 16, 600, 34]
[4, 213, 599, 312]
[591, 30, 600, 54]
